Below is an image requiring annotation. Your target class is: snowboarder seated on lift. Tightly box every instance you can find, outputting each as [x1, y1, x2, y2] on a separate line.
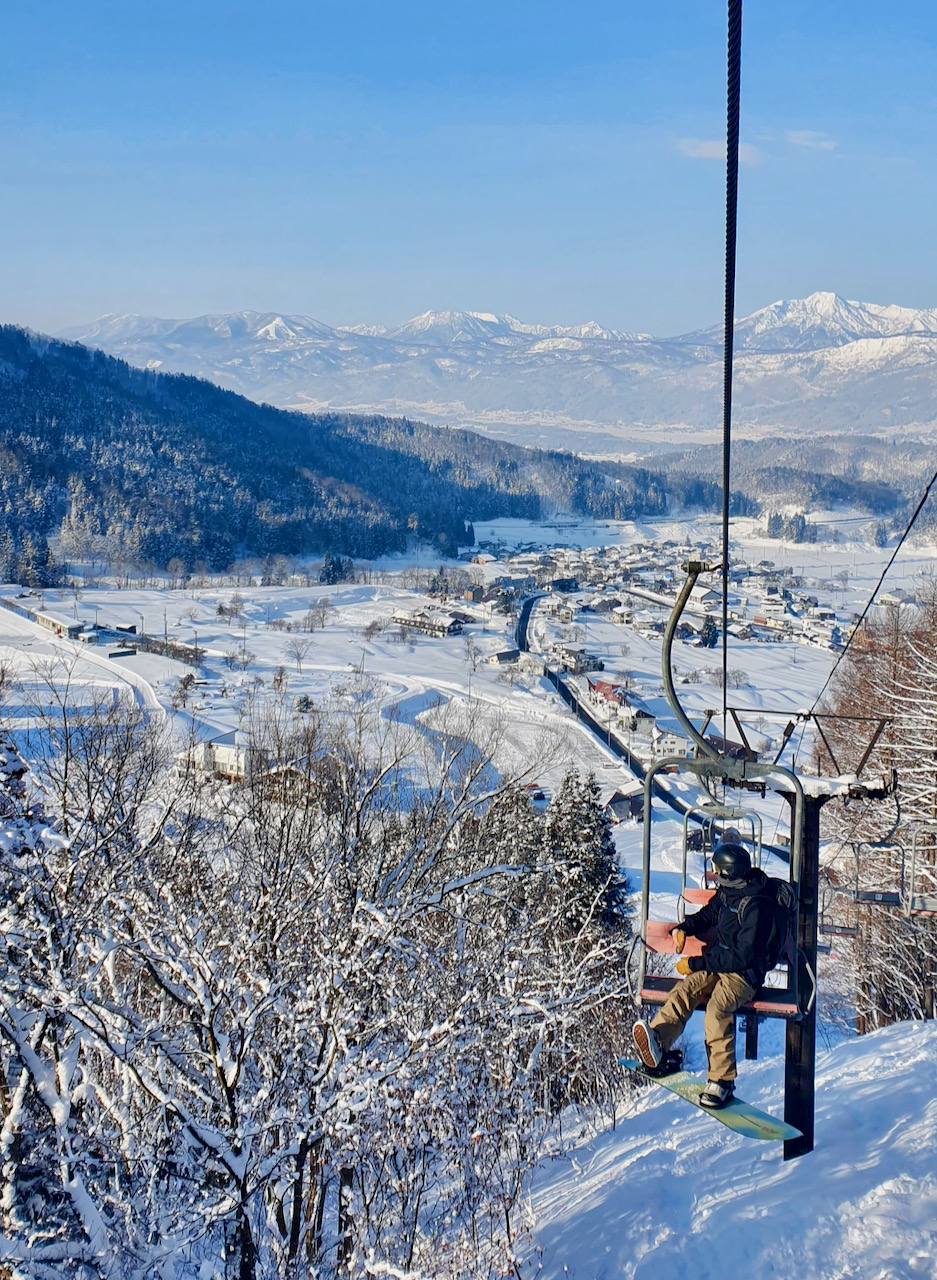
[632, 839, 780, 1110]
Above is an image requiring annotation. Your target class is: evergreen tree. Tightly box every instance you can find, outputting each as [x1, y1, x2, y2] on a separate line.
[699, 616, 719, 648]
[544, 770, 629, 932]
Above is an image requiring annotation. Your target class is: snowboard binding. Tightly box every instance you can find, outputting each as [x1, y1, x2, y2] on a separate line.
[641, 1049, 684, 1079]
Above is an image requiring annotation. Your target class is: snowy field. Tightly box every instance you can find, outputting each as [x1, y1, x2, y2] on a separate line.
[3, 509, 930, 844]
[5, 510, 931, 897]
[0, 578, 631, 801]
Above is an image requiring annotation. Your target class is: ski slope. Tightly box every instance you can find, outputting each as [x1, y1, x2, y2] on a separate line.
[527, 1021, 937, 1280]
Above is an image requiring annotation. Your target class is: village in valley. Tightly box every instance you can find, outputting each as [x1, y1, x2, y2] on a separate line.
[0, 513, 917, 832]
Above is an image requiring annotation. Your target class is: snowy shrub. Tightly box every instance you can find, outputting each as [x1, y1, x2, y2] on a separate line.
[0, 688, 631, 1278]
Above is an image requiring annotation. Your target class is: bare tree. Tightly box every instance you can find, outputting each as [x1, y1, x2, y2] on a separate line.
[0, 675, 631, 1278]
[166, 557, 186, 589]
[285, 637, 312, 673]
[818, 600, 937, 1027]
[170, 672, 197, 709]
[464, 634, 481, 672]
[312, 597, 333, 629]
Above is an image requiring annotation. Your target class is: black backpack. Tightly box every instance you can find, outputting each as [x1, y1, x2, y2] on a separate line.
[736, 877, 797, 971]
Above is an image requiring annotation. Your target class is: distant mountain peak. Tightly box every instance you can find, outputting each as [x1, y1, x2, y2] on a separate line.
[52, 294, 937, 445]
[677, 291, 937, 353]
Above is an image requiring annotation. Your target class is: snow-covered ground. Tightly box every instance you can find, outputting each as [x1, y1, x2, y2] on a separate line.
[0, 580, 631, 800]
[527, 1021, 937, 1280]
[3, 515, 935, 1277]
[5, 510, 931, 794]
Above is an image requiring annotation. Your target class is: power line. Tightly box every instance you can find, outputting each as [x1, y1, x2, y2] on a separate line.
[809, 464, 937, 715]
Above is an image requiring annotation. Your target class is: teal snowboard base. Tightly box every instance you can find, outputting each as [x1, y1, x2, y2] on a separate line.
[620, 1058, 802, 1142]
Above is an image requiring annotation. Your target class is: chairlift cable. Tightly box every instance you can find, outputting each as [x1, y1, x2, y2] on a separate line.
[721, 0, 743, 745]
[808, 463, 937, 717]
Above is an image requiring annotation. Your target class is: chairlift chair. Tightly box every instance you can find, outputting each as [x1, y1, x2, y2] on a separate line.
[852, 838, 901, 907]
[902, 824, 937, 916]
[629, 558, 814, 1021]
[851, 831, 937, 914]
[817, 843, 860, 938]
[630, 752, 813, 1022]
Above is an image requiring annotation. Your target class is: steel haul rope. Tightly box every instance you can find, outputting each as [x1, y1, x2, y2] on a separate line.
[722, 0, 743, 739]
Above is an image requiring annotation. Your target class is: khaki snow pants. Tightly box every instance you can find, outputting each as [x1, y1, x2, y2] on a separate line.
[650, 970, 755, 1082]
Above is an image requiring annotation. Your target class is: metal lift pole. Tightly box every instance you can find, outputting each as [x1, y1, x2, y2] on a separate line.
[783, 794, 825, 1160]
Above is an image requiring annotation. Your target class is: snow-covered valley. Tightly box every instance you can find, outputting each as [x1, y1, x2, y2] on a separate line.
[2, 512, 936, 1276]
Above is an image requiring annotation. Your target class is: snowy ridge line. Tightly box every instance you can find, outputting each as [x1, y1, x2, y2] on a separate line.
[61, 292, 937, 443]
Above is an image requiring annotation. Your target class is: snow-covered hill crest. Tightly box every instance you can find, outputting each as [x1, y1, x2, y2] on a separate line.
[528, 1021, 937, 1280]
[58, 293, 937, 447]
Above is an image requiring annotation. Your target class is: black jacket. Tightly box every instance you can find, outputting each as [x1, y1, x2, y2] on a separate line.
[681, 867, 776, 987]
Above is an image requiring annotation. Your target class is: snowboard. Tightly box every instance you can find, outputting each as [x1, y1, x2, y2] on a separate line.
[620, 1058, 802, 1142]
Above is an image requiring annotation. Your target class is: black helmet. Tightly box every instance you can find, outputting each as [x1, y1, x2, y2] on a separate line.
[711, 841, 752, 884]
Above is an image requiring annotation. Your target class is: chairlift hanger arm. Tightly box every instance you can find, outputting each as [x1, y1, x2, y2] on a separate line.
[662, 561, 722, 759]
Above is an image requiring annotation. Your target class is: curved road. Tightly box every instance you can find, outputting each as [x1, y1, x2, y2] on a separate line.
[516, 593, 790, 856]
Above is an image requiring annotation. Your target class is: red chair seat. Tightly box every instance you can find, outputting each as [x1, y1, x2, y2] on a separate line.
[639, 975, 800, 1020]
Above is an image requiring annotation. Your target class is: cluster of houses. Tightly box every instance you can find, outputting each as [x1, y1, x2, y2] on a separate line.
[584, 676, 690, 761]
[391, 607, 473, 638]
[471, 537, 869, 652]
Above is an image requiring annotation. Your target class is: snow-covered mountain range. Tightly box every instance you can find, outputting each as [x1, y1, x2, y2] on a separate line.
[60, 292, 937, 453]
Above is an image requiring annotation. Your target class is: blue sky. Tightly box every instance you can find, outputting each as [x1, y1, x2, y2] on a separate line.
[4, 1, 937, 334]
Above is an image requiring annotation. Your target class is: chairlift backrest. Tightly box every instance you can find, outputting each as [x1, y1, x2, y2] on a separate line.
[904, 823, 937, 917]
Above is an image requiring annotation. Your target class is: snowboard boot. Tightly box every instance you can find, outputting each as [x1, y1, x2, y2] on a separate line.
[632, 1020, 663, 1070]
[699, 1079, 735, 1110]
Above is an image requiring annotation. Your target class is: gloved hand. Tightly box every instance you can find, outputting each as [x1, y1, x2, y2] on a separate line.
[675, 957, 694, 976]
[671, 928, 687, 955]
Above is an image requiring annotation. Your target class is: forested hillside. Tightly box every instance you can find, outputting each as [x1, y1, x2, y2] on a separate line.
[0, 327, 723, 584]
[659, 435, 924, 521]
